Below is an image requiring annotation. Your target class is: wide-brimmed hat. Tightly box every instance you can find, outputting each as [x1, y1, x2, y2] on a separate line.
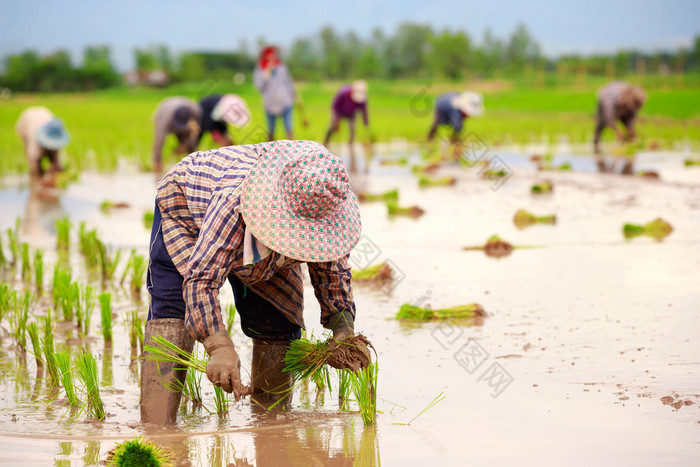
[239, 140, 362, 262]
[450, 91, 484, 117]
[212, 94, 251, 128]
[351, 80, 368, 104]
[36, 117, 70, 150]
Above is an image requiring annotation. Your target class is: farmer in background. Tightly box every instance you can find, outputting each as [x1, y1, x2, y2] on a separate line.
[323, 80, 370, 173]
[197, 94, 252, 147]
[253, 46, 302, 141]
[152, 96, 202, 173]
[15, 106, 70, 179]
[593, 81, 647, 157]
[141, 140, 369, 425]
[427, 91, 484, 143]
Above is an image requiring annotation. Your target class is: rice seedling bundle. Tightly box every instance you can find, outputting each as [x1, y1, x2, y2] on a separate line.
[11, 290, 32, 350]
[99, 292, 113, 342]
[27, 321, 43, 367]
[513, 209, 557, 228]
[418, 174, 456, 187]
[55, 350, 81, 408]
[126, 310, 144, 350]
[20, 243, 31, 282]
[75, 350, 105, 419]
[41, 312, 61, 386]
[33, 249, 44, 292]
[6, 217, 20, 266]
[349, 362, 378, 425]
[106, 436, 174, 467]
[623, 218, 673, 240]
[55, 217, 71, 251]
[396, 303, 486, 321]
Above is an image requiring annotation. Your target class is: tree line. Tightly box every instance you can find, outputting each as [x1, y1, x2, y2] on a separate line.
[2, 23, 700, 92]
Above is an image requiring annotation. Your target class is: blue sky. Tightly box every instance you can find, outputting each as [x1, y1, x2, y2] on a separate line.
[1, 0, 698, 70]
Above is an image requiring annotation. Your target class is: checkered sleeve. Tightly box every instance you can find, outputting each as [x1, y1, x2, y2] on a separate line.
[182, 192, 243, 342]
[307, 254, 356, 328]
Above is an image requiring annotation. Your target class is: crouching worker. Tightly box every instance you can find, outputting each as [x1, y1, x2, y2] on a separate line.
[16, 106, 70, 180]
[152, 96, 202, 173]
[427, 91, 484, 143]
[197, 93, 252, 147]
[140, 140, 369, 424]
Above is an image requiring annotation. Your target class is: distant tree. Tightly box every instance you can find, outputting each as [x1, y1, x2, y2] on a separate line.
[506, 23, 541, 72]
[134, 48, 159, 72]
[693, 35, 700, 70]
[385, 23, 434, 78]
[178, 53, 205, 82]
[287, 37, 322, 80]
[319, 25, 344, 79]
[81, 46, 120, 89]
[429, 29, 472, 80]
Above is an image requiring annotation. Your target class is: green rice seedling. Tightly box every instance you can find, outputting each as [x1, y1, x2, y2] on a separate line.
[337, 369, 352, 411]
[143, 335, 208, 374]
[357, 189, 399, 203]
[0, 232, 6, 268]
[80, 284, 96, 336]
[349, 362, 378, 426]
[143, 211, 154, 230]
[55, 217, 71, 251]
[6, 218, 20, 267]
[684, 158, 700, 166]
[480, 168, 510, 179]
[33, 249, 44, 293]
[99, 292, 113, 342]
[11, 290, 33, 350]
[75, 349, 105, 419]
[55, 350, 81, 408]
[225, 303, 236, 336]
[623, 218, 674, 240]
[213, 385, 229, 414]
[20, 243, 31, 282]
[121, 250, 147, 297]
[394, 392, 446, 426]
[78, 226, 101, 269]
[418, 174, 456, 187]
[0, 282, 14, 321]
[97, 240, 121, 283]
[106, 435, 174, 467]
[513, 209, 557, 228]
[395, 303, 486, 322]
[385, 200, 425, 218]
[52, 264, 72, 311]
[41, 312, 61, 386]
[27, 322, 43, 367]
[352, 261, 393, 283]
[126, 310, 144, 350]
[463, 235, 515, 258]
[531, 180, 554, 194]
[183, 365, 203, 406]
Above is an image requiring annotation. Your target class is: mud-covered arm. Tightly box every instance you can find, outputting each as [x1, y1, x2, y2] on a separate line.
[183, 193, 243, 342]
[307, 255, 356, 333]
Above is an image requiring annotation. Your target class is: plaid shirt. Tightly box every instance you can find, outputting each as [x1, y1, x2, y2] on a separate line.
[155, 143, 355, 342]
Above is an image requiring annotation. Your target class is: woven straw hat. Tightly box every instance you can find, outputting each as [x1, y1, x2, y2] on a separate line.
[212, 94, 251, 128]
[239, 140, 362, 262]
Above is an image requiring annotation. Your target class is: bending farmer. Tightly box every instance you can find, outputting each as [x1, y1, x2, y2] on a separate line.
[197, 93, 252, 147]
[594, 81, 646, 155]
[152, 96, 202, 172]
[141, 140, 368, 424]
[16, 106, 70, 179]
[427, 91, 484, 143]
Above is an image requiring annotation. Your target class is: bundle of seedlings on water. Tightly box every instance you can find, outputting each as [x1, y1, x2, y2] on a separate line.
[41, 312, 61, 386]
[412, 159, 442, 175]
[349, 362, 378, 426]
[385, 200, 425, 218]
[10, 291, 32, 350]
[530, 180, 554, 194]
[20, 243, 31, 282]
[684, 158, 700, 167]
[99, 292, 113, 342]
[97, 240, 121, 283]
[126, 309, 144, 351]
[27, 322, 43, 367]
[480, 168, 509, 179]
[6, 218, 20, 266]
[55, 350, 81, 408]
[75, 349, 105, 419]
[225, 303, 236, 336]
[513, 209, 557, 228]
[395, 303, 486, 322]
[623, 218, 674, 240]
[106, 435, 174, 467]
[143, 211, 154, 230]
[463, 234, 514, 258]
[55, 217, 71, 251]
[352, 261, 393, 284]
[418, 174, 456, 187]
[33, 249, 44, 293]
[76, 284, 96, 336]
[98, 200, 130, 214]
[357, 189, 399, 203]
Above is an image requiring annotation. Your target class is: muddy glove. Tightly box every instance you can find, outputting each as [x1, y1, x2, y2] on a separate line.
[326, 310, 371, 371]
[203, 331, 246, 399]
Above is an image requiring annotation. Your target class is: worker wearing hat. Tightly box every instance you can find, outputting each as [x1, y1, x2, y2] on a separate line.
[152, 96, 202, 172]
[16, 106, 70, 178]
[197, 93, 252, 147]
[427, 91, 484, 142]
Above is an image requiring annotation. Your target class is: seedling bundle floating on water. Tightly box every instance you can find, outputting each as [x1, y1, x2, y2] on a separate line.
[513, 209, 557, 228]
[357, 189, 399, 203]
[396, 303, 485, 323]
[463, 234, 515, 258]
[418, 174, 456, 187]
[385, 200, 425, 218]
[531, 180, 554, 194]
[352, 261, 394, 285]
[623, 218, 673, 240]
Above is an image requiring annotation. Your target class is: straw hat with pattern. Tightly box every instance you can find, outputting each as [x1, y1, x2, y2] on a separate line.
[239, 140, 362, 262]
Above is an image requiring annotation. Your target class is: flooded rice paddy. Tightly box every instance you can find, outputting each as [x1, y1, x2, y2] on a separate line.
[0, 149, 699, 466]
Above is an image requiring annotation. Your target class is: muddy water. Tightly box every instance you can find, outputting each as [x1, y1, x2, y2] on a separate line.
[0, 151, 699, 466]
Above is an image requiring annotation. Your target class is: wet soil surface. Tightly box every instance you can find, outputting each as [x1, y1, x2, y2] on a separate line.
[0, 151, 699, 465]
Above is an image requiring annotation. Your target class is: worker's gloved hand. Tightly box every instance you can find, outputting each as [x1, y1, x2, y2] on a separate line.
[203, 330, 246, 399]
[326, 310, 371, 371]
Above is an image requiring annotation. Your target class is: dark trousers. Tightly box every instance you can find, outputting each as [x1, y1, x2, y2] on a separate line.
[146, 205, 301, 341]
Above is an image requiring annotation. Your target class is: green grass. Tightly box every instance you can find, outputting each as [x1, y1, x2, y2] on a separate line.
[1, 77, 699, 177]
